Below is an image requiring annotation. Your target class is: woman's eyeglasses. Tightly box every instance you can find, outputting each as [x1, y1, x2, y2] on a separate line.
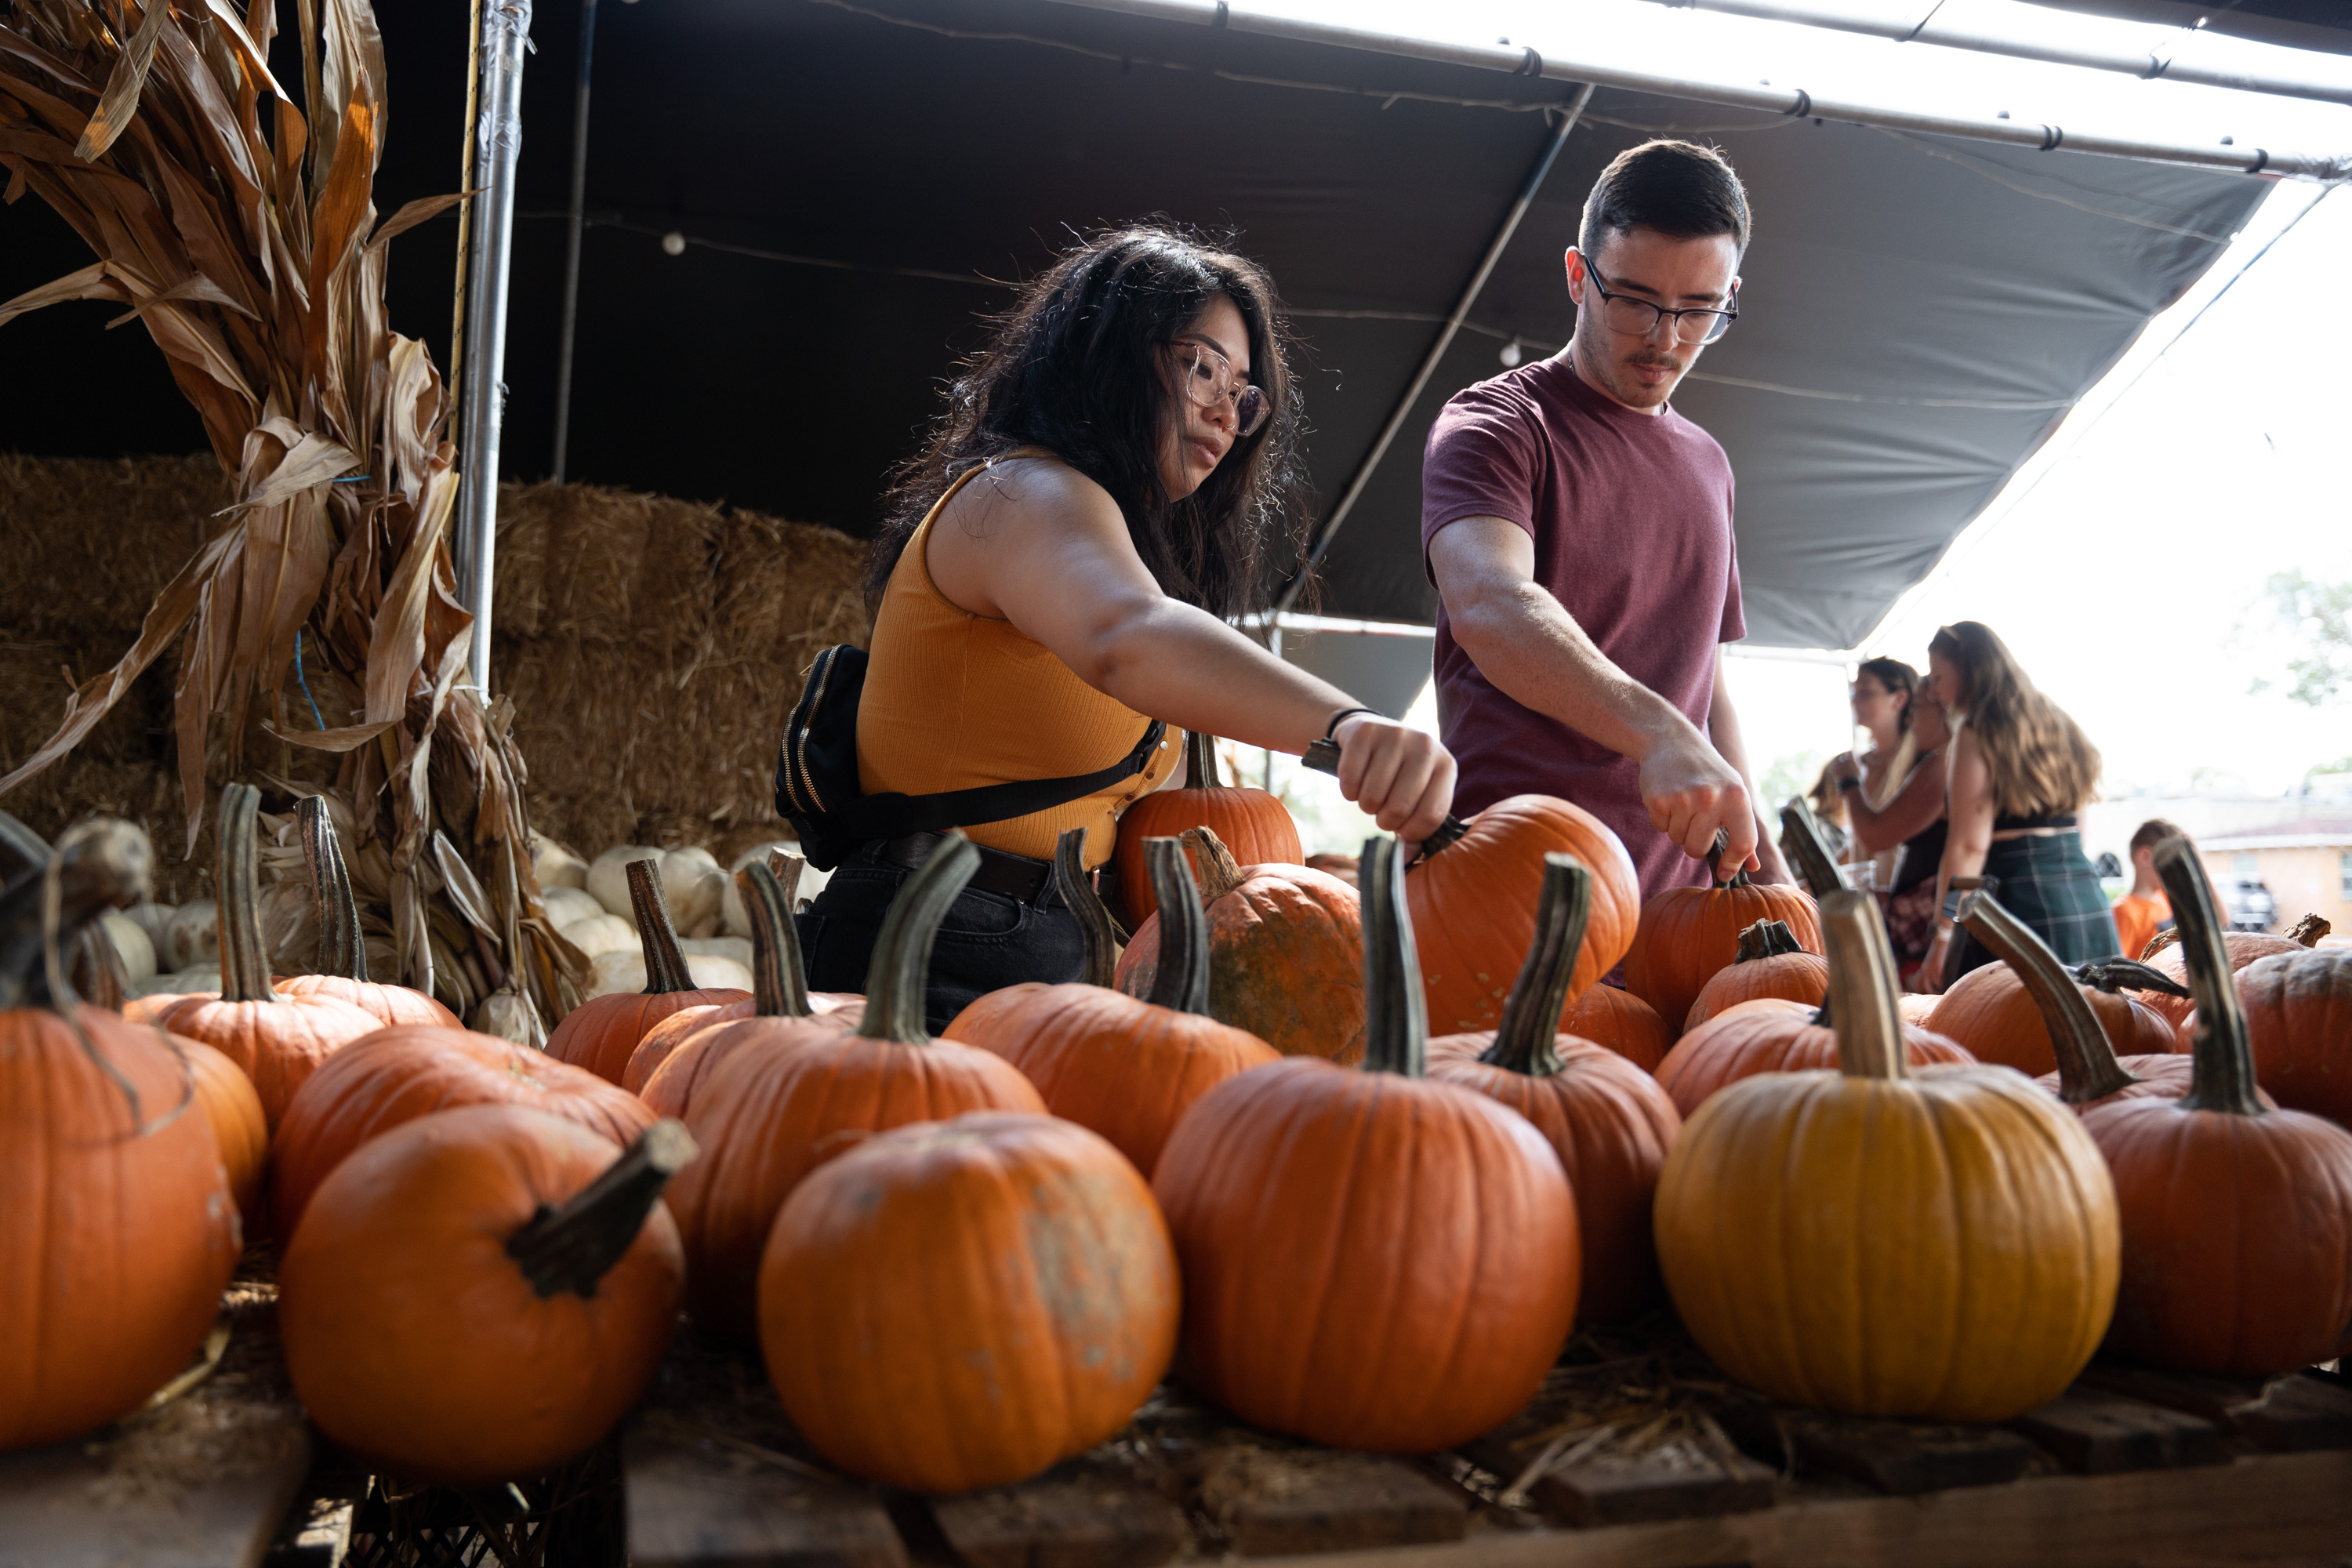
[1168, 338, 1270, 438]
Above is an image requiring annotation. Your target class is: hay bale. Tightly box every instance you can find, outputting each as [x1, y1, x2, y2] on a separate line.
[0, 456, 869, 880]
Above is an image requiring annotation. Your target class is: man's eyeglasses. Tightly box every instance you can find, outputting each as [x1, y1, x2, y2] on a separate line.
[1584, 267, 1739, 345]
[1167, 337, 1270, 438]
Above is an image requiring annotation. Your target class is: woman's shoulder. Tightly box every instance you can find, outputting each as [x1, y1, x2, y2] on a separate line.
[942, 450, 1121, 532]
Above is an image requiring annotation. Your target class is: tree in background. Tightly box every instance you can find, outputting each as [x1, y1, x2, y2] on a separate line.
[2250, 572, 2352, 708]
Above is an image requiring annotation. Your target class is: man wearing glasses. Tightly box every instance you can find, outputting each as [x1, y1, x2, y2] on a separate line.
[1422, 138, 1790, 899]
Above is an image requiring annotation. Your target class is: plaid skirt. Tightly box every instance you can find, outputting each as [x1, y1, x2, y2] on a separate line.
[1947, 830, 2122, 982]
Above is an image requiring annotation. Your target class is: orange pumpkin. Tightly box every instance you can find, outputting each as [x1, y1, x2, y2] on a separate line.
[2, 820, 241, 1450]
[1929, 948, 2181, 1078]
[270, 1024, 655, 1243]
[1112, 728, 1301, 930]
[1625, 838, 1823, 1036]
[1655, 996, 1973, 1120]
[141, 786, 379, 1128]
[272, 797, 459, 1030]
[280, 1108, 689, 1482]
[761, 1111, 1179, 1492]
[1563, 983, 1672, 1073]
[1114, 826, 1363, 1062]
[1152, 837, 1579, 1452]
[1428, 854, 1681, 1323]
[546, 858, 749, 1084]
[2139, 912, 2329, 1033]
[1409, 794, 1642, 1038]
[180, 1036, 270, 1224]
[1682, 919, 1829, 1034]
[2236, 947, 2352, 1127]
[2078, 844, 2352, 1376]
[663, 835, 1047, 1342]
[977, 836, 1278, 1175]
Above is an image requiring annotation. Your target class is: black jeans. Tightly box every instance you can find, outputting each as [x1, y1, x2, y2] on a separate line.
[797, 852, 1086, 1035]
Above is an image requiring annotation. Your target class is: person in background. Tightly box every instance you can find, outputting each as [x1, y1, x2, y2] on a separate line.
[1845, 656, 1919, 887]
[1831, 684, 1951, 984]
[1918, 621, 2118, 990]
[2111, 818, 2186, 960]
[1804, 760, 1852, 863]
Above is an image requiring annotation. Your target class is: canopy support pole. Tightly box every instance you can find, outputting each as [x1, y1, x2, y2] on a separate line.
[1276, 83, 1593, 615]
[455, 0, 535, 699]
[551, 0, 597, 483]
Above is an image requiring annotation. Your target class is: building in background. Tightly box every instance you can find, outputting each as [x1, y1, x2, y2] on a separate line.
[2193, 818, 2352, 937]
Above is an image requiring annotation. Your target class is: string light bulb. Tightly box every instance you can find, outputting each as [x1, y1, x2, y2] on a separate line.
[661, 230, 685, 256]
[1499, 339, 1523, 368]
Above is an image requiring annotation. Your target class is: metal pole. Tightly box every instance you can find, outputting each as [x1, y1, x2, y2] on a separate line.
[1275, 84, 1594, 615]
[550, 0, 597, 482]
[456, 0, 534, 700]
[1643, 0, 2352, 109]
[1042, 0, 2350, 180]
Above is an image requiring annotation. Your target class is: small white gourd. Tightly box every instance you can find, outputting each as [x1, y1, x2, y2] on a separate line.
[586, 846, 660, 919]
[531, 832, 590, 891]
[660, 846, 726, 938]
[99, 910, 158, 982]
[559, 913, 638, 960]
[165, 898, 220, 971]
[541, 886, 604, 927]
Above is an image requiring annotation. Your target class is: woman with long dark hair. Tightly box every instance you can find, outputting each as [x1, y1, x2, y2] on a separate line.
[1831, 684, 1951, 984]
[802, 223, 1455, 1027]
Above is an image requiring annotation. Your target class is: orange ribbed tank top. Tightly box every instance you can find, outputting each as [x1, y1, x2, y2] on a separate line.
[857, 453, 1179, 867]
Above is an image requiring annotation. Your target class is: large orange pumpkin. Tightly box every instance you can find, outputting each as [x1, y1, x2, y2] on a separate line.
[663, 835, 1047, 1343]
[180, 1036, 270, 1224]
[1428, 854, 1680, 1323]
[1409, 794, 1641, 1038]
[2139, 913, 2329, 1032]
[975, 837, 1278, 1175]
[2079, 843, 2352, 1376]
[1929, 948, 2181, 1078]
[140, 786, 379, 1128]
[270, 1024, 655, 1243]
[1563, 983, 1672, 1073]
[1654, 995, 1973, 1120]
[272, 797, 459, 1030]
[2, 821, 242, 1451]
[1112, 728, 1301, 930]
[1682, 919, 1829, 1034]
[280, 1108, 688, 1483]
[1114, 826, 1363, 1062]
[1152, 837, 1578, 1452]
[1625, 837, 1822, 1036]
[2236, 947, 2352, 1127]
[761, 1112, 1179, 1492]
[546, 858, 749, 1084]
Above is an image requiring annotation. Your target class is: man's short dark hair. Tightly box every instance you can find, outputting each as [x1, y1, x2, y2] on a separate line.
[2129, 818, 2188, 855]
[1578, 140, 1751, 261]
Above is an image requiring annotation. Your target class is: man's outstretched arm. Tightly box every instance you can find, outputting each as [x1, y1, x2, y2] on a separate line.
[1428, 515, 1762, 873]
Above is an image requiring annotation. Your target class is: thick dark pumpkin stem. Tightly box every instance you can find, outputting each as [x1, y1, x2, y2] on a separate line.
[507, 1120, 699, 1298]
[2287, 913, 2332, 947]
[1142, 838, 1212, 1015]
[0, 818, 152, 1012]
[2072, 959, 2189, 1000]
[1822, 890, 1905, 1081]
[1958, 891, 2139, 1104]
[76, 925, 129, 1012]
[737, 862, 811, 1018]
[216, 782, 276, 1004]
[1184, 728, 1222, 790]
[1704, 828, 1752, 891]
[2154, 838, 2267, 1117]
[1777, 799, 1847, 898]
[1480, 853, 1588, 1078]
[857, 833, 979, 1044]
[1359, 836, 1428, 1077]
[1054, 829, 1119, 989]
[296, 796, 368, 982]
[1734, 918, 1806, 965]
[1299, 741, 1470, 858]
[626, 859, 697, 996]
[1180, 826, 1248, 904]
[765, 849, 806, 910]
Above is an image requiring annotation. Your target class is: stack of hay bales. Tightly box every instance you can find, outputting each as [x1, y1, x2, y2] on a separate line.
[0, 455, 868, 888]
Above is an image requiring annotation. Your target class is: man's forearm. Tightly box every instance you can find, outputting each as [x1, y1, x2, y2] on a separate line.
[1451, 582, 1698, 761]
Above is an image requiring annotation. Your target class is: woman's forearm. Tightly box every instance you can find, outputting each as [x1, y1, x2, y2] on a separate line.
[1086, 598, 1363, 754]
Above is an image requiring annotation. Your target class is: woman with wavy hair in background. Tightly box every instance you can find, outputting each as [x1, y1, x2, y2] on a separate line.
[1830, 681, 1951, 985]
[1841, 656, 1918, 887]
[1917, 620, 2118, 991]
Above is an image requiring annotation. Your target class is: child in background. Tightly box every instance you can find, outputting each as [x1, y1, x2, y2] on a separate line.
[2112, 818, 2185, 960]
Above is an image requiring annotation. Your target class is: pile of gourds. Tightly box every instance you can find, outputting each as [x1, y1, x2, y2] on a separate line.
[6, 763, 2350, 1494]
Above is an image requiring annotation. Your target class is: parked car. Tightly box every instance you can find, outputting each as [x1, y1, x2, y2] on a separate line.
[2223, 877, 2279, 933]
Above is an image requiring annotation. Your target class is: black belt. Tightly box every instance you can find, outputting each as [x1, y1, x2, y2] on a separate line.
[872, 832, 1106, 906]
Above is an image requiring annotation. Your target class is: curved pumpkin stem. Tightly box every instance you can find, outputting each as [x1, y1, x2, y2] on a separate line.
[626, 858, 697, 996]
[1777, 799, 1847, 899]
[1054, 829, 1119, 989]
[2287, 913, 2332, 947]
[1958, 891, 2139, 1104]
[0, 819, 151, 1012]
[1184, 728, 1223, 790]
[1481, 853, 1588, 1079]
[1142, 837, 1212, 1015]
[1298, 741, 1470, 858]
[1359, 836, 1428, 1078]
[2154, 838, 2267, 1118]
[0, 809, 49, 893]
[506, 1119, 700, 1298]
[296, 796, 368, 982]
[857, 832, 980, 1044]
[75, 924, 129, 1013]
[1704, 828, 1752, 891]
[765, 849, 806, 911]
[1734, 918, 1806, 965]
[215, 782, 276, 1005]
[1821, 889, 1904, 1081]
[737, 862, 812, 1019]
[1179, 826, 1248, 905]
[2072, 958, 2188, 1001]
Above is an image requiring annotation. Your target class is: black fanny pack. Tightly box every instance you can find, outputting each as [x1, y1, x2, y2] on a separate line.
[774, 644, 1167, 872]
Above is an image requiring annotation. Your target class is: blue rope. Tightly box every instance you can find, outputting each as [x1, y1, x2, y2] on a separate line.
[293, 629, 328, 731]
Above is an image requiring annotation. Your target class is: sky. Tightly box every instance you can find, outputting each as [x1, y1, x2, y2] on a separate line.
[1253, 0, 2352, 853]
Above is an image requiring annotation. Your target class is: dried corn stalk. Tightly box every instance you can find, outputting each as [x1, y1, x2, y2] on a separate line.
[0, 0, 584, 1036]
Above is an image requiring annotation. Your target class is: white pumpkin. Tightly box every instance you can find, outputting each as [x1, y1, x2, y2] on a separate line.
[98, 910, 158, 982]
[541, 886, 604, 928]
[678, 935, 753, 970]
[119, 901, 178, 956]
[531, 832, 590, 891]
[586, 948, 753, 1000]
[165, 898, 220, 971]
[586, 845, 662, 918]
[661, 846, 726, 938]
[559, 913, 639, 960]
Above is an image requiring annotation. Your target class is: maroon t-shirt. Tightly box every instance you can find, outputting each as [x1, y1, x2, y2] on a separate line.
[1421, 353, 1744, 902]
